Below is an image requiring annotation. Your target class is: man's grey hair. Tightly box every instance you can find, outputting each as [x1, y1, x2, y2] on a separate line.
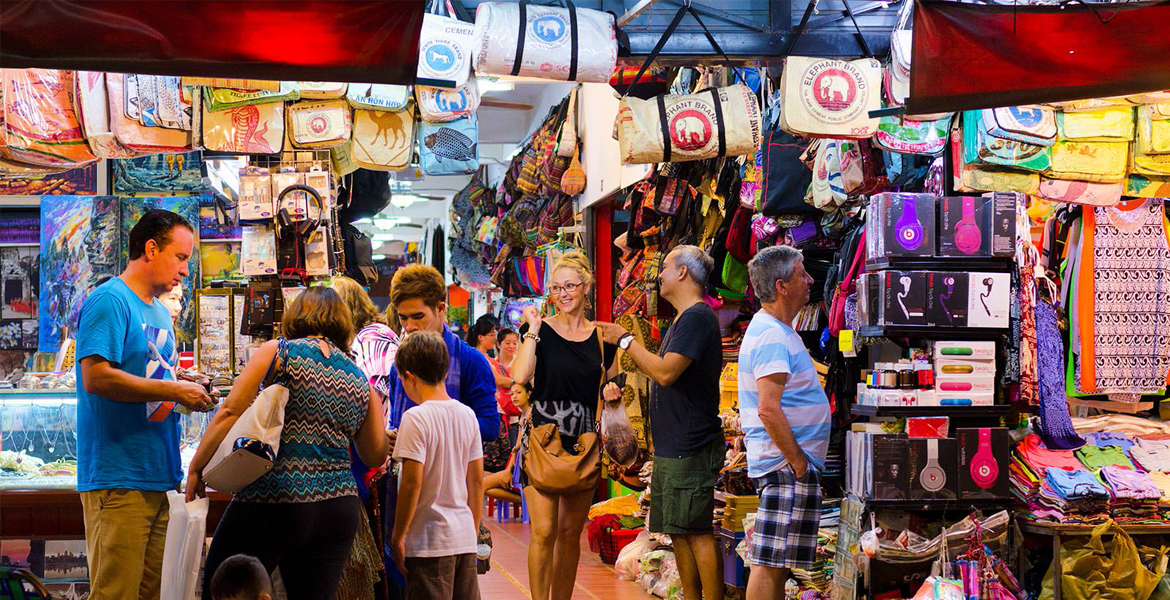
[748, 245, 804, 303]
[670, 245, 714, 287]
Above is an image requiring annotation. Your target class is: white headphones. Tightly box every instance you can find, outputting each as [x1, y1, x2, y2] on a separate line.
[920, 439, 946, 492]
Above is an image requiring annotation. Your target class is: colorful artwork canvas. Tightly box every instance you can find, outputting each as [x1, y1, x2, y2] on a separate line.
[1, 247, 38, 319]
[112, 151, 205, 194]
[120, 196, 201, 344]
[0, 208, 40, 243]
[199, 195, 242, 241]
[39, 195, 121, 353]
[200, 242, 244, 286]
[0, 164, 98, 195]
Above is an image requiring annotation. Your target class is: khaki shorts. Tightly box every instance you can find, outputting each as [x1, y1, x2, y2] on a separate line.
[404, 553, 480, 600]
[80, 489, 170, 600]
[649, 438, 724, 535]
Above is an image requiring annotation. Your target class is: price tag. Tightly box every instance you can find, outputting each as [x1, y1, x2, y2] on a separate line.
[839, 329, 857, 358]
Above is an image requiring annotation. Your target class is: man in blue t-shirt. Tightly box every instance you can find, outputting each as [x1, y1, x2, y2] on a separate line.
[738, 245, 831, 600]
[76, 209, 214, 600]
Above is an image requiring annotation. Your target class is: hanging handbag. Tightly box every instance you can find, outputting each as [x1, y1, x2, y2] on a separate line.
[74, 71, 141, 159]
[202, 101, 284, 154]
[1036, 177, 1122, 207]
[204, 82, 299, 112]
[1048, 140, 1128, 182]
[1056, 106, 1135, 141]
[287, 100, 352, 149]
[522, 334, 604, 494]
[474, 0, 617, 83]
[416, 78, 480, 123]
[419, 115, 479, 175]
[962, 110, 1051, 172]
[352, 109, 416, 171]
[950, 121, 1039, 194]
[875, 113, 951, 155]
[780, 0, 881, 138]
[346, 84, 412, 111]
[417, 1, 476, 89]
[203, 339, 289, 493]
[761, 128, 818, 217]
[983, 106, 1057, 146]
[1127, 174, 1170, 198]
[298, 81, 349, 99]
[1137, 105, 1170, 154]
[2, 69, 98, 168]
[614, 5, 760, 165]
[105, 73, 192, 154]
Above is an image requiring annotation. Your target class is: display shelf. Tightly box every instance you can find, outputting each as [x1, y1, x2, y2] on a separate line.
[864, 497, 1007, 511]
[866, 256, 1013, 272]
[1019, 521, 1170, 536]
[0, 390, 77, 404]
[1068, 398, 1155, 415]
[851, 404, 1013, 418]
[858, 325, 1008, 340]
[0, 242, 38, 248]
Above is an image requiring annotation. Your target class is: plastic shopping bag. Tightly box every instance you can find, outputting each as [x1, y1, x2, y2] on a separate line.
[615, 530, 653, 581]
[160, 491, 209, 600]
[1039, 520, 1168, 600]
[600, 403, 639, 469]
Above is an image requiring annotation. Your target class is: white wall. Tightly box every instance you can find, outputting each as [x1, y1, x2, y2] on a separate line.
[578, 83, 652, 209]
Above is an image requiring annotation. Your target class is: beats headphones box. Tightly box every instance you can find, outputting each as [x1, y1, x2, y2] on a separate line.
[907, 437, 958, 500]
[965, 272, 1011, 328]
[879, 271, 928, 326]
[926, 271, 969, 327]
[957, 427, 1011, 498]
[872, 434, 912, 500]
[937, 195, 1015, 257]
[869, 193, 937, 259]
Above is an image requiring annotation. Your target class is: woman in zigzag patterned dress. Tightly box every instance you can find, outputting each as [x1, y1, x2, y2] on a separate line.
[187, 287, 390, 600]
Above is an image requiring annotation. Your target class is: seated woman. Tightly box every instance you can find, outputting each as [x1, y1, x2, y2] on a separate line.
[483, 382, 530, 504]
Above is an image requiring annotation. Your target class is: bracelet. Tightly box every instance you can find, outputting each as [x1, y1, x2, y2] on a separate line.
[523, 332, 540, 343]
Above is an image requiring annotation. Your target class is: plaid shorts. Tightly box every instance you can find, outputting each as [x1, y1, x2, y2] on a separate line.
[748, 466, 822, 570]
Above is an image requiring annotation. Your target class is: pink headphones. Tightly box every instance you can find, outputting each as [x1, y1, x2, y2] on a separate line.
[954, 197, 982, 255]
[970, 428, 999, 489]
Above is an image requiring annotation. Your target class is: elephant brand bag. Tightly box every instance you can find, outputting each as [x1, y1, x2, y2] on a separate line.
[352, 109, 416, 171]
[417, 3, 476, 89]
[416, 79, 480, 123]
[346, 84, 412, 112]
[616, 85, 761, 165]
[780, 0, 881, 138]
[522, 335, 604, 494]
[203, 101, 285, 154]
[474, 0, 617, 83]
[287, 100, 352, 149]
[298, 82, 349, 99]
[2, 69, 98, 168]
[419, 115, 478, 175]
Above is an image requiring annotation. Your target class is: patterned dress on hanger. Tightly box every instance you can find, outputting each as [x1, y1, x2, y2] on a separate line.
[1081, 199, 1170, 396]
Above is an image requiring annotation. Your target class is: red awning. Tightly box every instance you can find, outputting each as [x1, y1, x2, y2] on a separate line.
[0, 0, 425, 84]
[908, 0, 1170, 114]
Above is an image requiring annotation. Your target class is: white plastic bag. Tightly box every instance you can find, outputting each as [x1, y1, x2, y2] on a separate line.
[601, 403, 639, 469]
[160, 491, 209, 600]
[615, 530, 653, 580]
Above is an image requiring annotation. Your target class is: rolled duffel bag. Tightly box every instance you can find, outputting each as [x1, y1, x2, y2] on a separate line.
[474, 0, 617, 83]
[615, 84, 761, 165]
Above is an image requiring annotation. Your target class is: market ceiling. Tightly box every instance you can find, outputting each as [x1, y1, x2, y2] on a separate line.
[0, 0, 424, 85]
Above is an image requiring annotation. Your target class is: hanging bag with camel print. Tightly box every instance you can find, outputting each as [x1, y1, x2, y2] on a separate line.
[353, 108, 417, 171]
[779, 0, 882, 138]
[613, 3, 761, 165]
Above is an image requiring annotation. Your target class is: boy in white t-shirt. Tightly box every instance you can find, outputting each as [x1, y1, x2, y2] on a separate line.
[391, 331, 485, 600]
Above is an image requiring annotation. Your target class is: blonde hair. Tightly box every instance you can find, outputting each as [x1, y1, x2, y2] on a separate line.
[552, 250, 594, 287]
[332, 276, 386, 331]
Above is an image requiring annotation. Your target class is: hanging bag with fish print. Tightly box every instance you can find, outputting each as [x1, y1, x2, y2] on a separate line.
[419, 114, 478, 175]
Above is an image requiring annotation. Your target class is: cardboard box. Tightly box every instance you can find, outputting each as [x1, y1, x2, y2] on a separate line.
[908, 437, 959, 500]
[873, 434, 912, 500]
[935, 374, 997, 394]
[937, 194, 1015, 257]
[935, 358, 997, 376]
[926, 271, 968, 327]
[936, 392, 996, 407]
[869, 193, 937, 260]
[934, 341, 996, 360]
[965, 272, 1011, 328]
[879, 271, 928, 326]
[957, 427, 1011, 498]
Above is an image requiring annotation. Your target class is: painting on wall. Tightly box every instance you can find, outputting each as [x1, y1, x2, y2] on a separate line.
[38, 196, 121, 353]
[112, 151, 205, 194]
[120, 196, 202, 344]
[1, 247, 38, 320]
[199, 195, 242, 241]
[0, 164, 98, 196]
[200, 242, 244, 286]
[0, 208, 39, 244]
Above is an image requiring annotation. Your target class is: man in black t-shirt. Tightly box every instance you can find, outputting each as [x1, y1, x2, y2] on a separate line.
[597, 244, 724, 600]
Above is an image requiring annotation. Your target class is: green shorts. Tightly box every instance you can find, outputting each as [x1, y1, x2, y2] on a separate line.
[649, 438, 725, 535]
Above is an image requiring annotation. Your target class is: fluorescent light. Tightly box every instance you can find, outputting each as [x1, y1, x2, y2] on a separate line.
[374, 217, 411, 229]
[352, 217, 373, 225]
[391, 194, 425, 209]
[372, 234, 397, 242]
[477, 77, 515, 93]
[371, 254, 386, 261]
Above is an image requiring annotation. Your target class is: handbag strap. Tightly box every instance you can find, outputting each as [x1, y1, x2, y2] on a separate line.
[261, 337, 287, 388]
[513, 0, 579, 81]
[594, 329, 606, 427]
[786, 0, 875, 59]
[621, 3, 734, 99]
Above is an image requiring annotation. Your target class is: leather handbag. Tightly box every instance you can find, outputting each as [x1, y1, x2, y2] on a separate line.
[523, 335, 604, 495]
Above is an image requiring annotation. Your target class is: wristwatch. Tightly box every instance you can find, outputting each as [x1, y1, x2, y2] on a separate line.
[618, 333, 634, 351]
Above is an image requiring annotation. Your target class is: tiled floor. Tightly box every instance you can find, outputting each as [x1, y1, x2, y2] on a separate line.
[479, 519, 654, 600]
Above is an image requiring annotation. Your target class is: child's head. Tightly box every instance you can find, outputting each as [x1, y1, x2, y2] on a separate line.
[211, 554, 271, 600]
[395, 331, 450, 402]
[510, 381, 532, 410]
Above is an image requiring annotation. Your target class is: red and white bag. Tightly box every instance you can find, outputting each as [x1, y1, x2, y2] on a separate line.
[615, 84, 761, 165]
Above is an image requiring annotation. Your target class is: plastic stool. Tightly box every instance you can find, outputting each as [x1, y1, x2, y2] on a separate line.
[496, 500, 514, 522]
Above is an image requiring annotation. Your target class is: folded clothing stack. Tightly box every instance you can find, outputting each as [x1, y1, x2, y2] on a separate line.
[1100, 465, 1163, 524]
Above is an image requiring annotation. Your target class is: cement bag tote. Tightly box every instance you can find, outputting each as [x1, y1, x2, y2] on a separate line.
[1127, 174, 1170, 198]
[416, 78, 480, 123]
[204, 82, 299, 111]
[346, 84, 412, 112]
[983, 106, 1057, 146]
[298, 82, 349, 100]
[950, 122, 1040, 195]
[962, 110, 1051, 172]
[1, 70, 98, 169]
[418, 1, 476, 89]
[780, 0, 880, 138]
[1056, 107, 1135, 142]
[182, 77, 280, 91]
[1133, 143, 1170, 177]
[106, 73, 193, 155]
[420, 115, 478, 175]
[1137, 105, 1170, 154]
[202, 101, 285, 154]
[875, 113, 951, 155]
[74, 71, 140, 159]
[761, 129, 817, 218]
[1048, 140, 1128, 182]
[1037, 178, 1122, 207]
[474, 0, 617, 83]
[287, 100, 352, 149]
[204, 339, 289, 494]
[353, 109, 416, 171]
